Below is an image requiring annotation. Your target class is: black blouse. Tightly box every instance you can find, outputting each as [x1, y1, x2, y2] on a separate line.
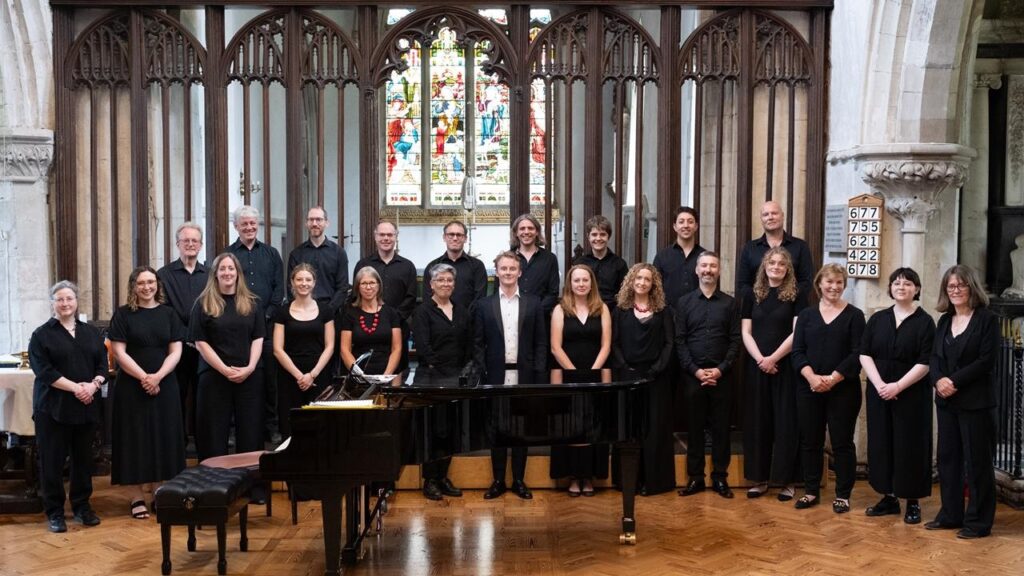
[189, 295, 267, 372]
[740, 286, 808, 356]
[273, 301, 334, 361]
[861, 306, 935, 383]
[339, 304, 402, 374]
[28, 318, 108, 424]
[611, 307, 675, 375]
[792, 304, 865, 382]
[412, 299, 473, 376]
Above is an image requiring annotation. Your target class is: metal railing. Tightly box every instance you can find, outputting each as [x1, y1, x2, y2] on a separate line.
[995, 315, 1023, 479]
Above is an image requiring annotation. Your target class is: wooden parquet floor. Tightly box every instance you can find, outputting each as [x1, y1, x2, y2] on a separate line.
[1, 475, 1022, 576]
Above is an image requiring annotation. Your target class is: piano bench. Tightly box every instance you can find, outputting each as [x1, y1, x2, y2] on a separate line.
[154, 466, 252, 576]
[200, 451, 272, 517]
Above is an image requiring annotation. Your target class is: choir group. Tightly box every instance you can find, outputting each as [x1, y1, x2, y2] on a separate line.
[28, 201, 998, 541]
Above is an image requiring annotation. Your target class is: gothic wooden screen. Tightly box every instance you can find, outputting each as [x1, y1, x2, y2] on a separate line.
[52, 2, 831, 321]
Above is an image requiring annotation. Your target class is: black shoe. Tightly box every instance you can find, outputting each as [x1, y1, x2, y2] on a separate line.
[832, 498, 851, 514]
[483, 480, 506, 500]
[47, 515, 67, 533]
[511, 480, 533, 500]
[438, 478, 462, 497]
[956, 527, 990, 539]
[711, 480, 734, 499]
[904, 502, 921, 525]
[678, 479, 706, 497]
[794, 495, 819, 509]
[865, 495, 900, 517]
[73, 509, 101, 527]
[924, 519, 961, 530]
[422, 480, 443, 501]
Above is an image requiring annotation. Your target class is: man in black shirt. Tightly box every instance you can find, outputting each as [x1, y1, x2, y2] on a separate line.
[227, 205, 284, 444]
[573, 215, 628, 308]
[157, 222, 208, 443]
[654, 206, 705, 308]
[422, 220, 487, 309]
[735, 201, 813, 298]
[354, 221, 417, 370]
[511, 213, 560, 317]
[287, 206, 351, 313]
[674, 251, 741, 499]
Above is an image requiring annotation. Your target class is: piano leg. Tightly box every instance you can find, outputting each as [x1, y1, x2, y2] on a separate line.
[320, 490, 343, 576]
[617, 441, 640, 545]
[342, 486, 362, 564]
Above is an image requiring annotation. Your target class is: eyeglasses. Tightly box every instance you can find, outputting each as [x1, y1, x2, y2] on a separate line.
[946, 283, 969, 293]
[177, 238, 201, 245]
[445, 232, 466, 238]
[359, 281, 378, 287]
[307, 217, 326, 223]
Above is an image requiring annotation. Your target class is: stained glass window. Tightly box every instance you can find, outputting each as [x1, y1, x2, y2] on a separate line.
[383, 10, 548, 208]
[385, 39, 422, 206]
[528, 78, 547, 206]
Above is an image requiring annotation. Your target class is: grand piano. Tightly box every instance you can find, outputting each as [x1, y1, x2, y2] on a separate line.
[260, 367, 650, 576]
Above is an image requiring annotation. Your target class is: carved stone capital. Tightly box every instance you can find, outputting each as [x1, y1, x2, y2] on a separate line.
[852, 143, 976, 232]
[0, 129, 54, 184]
[974, 73, 1003, 91]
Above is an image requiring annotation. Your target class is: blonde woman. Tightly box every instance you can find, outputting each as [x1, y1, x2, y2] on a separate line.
[190, 253, 265, 462]
[549, 265, 612, 496]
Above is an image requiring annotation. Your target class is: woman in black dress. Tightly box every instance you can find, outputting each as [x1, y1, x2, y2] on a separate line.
[927, 265, 999, 539]
[791, 263, 865, 513]
[273, 263, 335, 438]
[190, 253, 265, 461]
[860, 267, 934, 524]
[339, 266, 402, 375]
[28, 281, 108, 533]
[611, 263, 676, 495]
[413, 263, 472, 500]
[550, 265, 612, 496]
[740, 248, 806, 501]
[109, 266, 186, 520]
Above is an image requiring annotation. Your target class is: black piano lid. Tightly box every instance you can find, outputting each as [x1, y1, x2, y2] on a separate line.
[379, 367, 651, 400]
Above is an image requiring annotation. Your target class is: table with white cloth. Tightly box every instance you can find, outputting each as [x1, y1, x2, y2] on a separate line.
[0, 367, 35, 436]
[0, 367, 42, 513]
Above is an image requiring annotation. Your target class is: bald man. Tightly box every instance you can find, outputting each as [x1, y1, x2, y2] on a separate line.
[735, 201, 812, 297]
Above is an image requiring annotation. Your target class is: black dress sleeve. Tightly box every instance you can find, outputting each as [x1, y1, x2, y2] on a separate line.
[651, 311, 675, 375]
[189, 305, 207, 343]
[949, 309, 1000, 389]
[791, 308, 812, 373]
[412, 303, 438, 369]
[167, 305, 186, 342]
[610, 308, 626, 369]
[108, 306, 129, 342]
[740, 287, 754, 319]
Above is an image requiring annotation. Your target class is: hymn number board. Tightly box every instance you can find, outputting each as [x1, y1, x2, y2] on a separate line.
[846, 194, 883, 278]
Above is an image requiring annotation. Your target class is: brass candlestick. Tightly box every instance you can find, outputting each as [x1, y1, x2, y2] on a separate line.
[18, 351, 29, 370]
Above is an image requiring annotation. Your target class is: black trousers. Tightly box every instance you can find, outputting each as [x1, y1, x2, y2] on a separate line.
[422, 457, 451, 482]
[175, 344, 200, 441]
[865, 381, 932, 499]
[490, 448, 527, 483]
[35, 412, 95, 519]
[796, 379, 861, 499]
[742, 358, 801, 485]
[195, 368, 264, 462]
[935, 406, 996, 533]
[683, 374, 732, 481]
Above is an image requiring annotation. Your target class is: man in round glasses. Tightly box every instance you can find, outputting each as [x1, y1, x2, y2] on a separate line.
[423, 220, 488, 309]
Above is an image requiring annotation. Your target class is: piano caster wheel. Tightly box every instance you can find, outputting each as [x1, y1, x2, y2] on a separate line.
[619, 532, 637, 545]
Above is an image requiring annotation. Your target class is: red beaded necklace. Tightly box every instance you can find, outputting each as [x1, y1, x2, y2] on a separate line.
[359, 308, 381, 334]
[634, 302, 651, 313]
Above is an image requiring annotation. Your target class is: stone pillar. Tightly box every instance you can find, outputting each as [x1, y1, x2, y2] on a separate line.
[855, 143, 976, 307]
[960, 74, 1003, 280]
[0, 128, 55, 352]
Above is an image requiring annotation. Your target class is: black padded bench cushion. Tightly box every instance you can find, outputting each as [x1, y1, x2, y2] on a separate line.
[155, 466, 252, 510]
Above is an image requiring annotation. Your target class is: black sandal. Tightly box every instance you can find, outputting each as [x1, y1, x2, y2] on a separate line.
[832, 498, 850, 514]
[130, 500, 150, 520]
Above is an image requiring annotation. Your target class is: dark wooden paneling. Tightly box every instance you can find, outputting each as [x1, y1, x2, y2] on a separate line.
[130, 9, 151, 267]
[508, 4, 531, 220]
[358, 5, 380, 252]
[54, 7, 77, 283]
[205, 6, 229, 252]
[804, 8, 828, 270]
[657, 5, 682, 257]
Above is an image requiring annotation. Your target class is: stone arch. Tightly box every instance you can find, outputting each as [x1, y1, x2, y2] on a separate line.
[0, 0, 53, 129]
